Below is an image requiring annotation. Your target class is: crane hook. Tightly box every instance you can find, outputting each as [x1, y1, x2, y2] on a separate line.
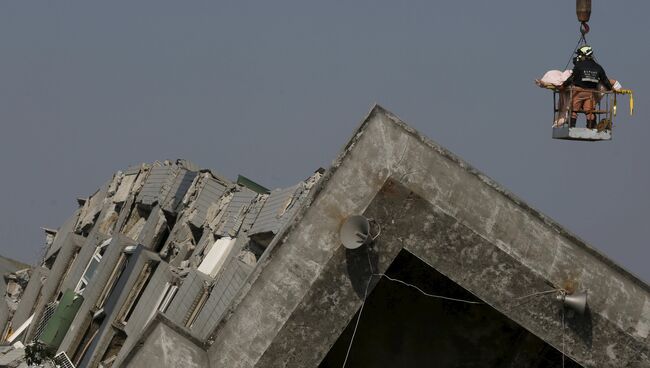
[580, 22, 590, 37]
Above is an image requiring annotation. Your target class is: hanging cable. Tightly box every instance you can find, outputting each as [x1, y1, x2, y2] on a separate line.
[562, 306, 566, 368]
[340, 245, 573, 367]
[563, 34, 586, 71]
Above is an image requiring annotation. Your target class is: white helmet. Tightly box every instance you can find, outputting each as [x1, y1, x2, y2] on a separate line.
[577, 45, 593, 58]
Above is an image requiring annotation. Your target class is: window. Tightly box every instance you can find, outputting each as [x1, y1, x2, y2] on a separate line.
[95, 253, 128, 310]
[186, 287, 209, 328]
[145, 283, 178, 326]
[75, 238, 111, 294]
[158, 284, 178, 313]
[117, 262, 156, 325]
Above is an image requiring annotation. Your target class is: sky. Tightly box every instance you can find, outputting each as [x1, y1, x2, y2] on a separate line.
[0, 1, 648, 282]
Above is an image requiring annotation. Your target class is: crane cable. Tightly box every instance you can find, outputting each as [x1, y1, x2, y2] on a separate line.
[562, 34, 587, 71]
[563, 21, 590, 71]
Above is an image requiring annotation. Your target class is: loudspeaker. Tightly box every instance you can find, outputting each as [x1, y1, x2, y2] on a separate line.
[339, 215, 371, 250]
[557, 291, 588, 314]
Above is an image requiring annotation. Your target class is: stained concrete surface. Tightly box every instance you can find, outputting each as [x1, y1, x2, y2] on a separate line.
[124, 317, 208, 368]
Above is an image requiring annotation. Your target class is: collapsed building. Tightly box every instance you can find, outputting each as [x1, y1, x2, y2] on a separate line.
[1, 106, 649, 367]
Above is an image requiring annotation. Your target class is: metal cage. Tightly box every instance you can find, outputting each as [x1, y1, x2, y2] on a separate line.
[552, 86, 614, 141]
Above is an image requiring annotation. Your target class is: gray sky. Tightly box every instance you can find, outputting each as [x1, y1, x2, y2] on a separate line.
[0, 1, 648, 282]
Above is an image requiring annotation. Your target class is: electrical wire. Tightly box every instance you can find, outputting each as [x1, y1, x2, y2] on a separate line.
[377, 274, 484, 304]
[341, 246, 568, 367]
[341, 277, 371, 368]
[562, 307, 566, 368]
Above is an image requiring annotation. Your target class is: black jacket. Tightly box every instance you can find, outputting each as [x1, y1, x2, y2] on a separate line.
[564, 58, 612, 90]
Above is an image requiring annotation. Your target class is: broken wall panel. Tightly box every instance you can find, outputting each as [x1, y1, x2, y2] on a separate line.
[160, 168, 197, 214]
[213, 187, 258, 237]
[189, 231, 216, 269]
[112, 165, 147, 204]
[135, 162, 198, 216]
[1, 259, 31, 336]
[248, 184, 301, 236]
[163, 269, 211, 327]
[10, 266, 49, 332]
[191, 257, 254, 340]
[0, 282, 8, 341]
[137, 166, 172, 208]
[122, 205, 150, 242]
[75, 180, 111, 235]
[185, 173, 230, 229]
[135, 205, 168, 250]
[43, 210, 82, 266]
[159, 221, 198, 266]
[239, 194, 266, 235]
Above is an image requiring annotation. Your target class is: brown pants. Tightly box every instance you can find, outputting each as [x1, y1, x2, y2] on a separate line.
[571, 90, 597, 120]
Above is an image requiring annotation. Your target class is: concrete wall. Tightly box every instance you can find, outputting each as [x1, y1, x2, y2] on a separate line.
[14, 210, 80, 332]
[80, 247, 160, 368]
[122, 318, 208, 368]
[0, 279, 8, 338]
[58, 231, 109, 296]
[10, 266, 48, 332]
[163, 269, 211, 327]
[206, 106, 650, 368]
[112, 263, 177, 368]
[26, 231, 84, 340]
[58, 235, 135, 357]
[189, 245, 254, 340]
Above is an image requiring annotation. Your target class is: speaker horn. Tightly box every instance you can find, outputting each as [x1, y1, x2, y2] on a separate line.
[339, 215, 373, 250]
[557, 291, 588, 314]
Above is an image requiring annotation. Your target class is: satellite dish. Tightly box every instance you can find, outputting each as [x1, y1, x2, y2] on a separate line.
[339, 215, 371, 250]
[557, 291, 588, 314]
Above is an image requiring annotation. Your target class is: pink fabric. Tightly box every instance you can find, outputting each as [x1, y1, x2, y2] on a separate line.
[540, 70, 572, 86]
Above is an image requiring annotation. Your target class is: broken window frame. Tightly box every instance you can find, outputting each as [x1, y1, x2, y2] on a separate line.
[186, 287, 209, 329]
[99, 328, 126, 368]
[144, 282, 179, 326]
[116, 261, 155, 325]
[158, 283, 178, 313]
[75, 238, 111, 294]
[72, 315, 103, 367]
[95, 253, 128, 310]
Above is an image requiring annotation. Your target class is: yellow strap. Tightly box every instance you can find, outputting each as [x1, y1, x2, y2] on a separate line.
[615, 89, 634, 116]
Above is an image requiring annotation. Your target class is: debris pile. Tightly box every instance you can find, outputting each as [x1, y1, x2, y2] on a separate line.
[0, 159, 322, 367]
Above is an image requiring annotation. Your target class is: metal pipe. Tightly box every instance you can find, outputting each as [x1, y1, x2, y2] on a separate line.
[576, 0, 592, 23]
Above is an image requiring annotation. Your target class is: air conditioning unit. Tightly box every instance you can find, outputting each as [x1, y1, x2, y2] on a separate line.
[53, 351, 76, 368]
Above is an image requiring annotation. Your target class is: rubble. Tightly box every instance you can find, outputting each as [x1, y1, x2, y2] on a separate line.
[5, 269, 31, 312]
[0, 158, 320, 367]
